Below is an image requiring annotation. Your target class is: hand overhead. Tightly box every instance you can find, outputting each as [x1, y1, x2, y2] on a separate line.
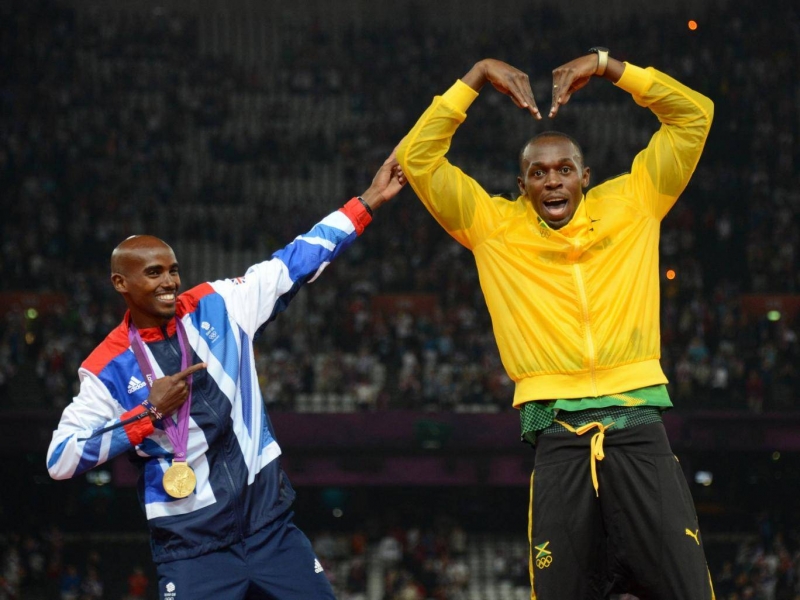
[458, 55, 627, 119]
[549, 52, 625, 118]
[462, 59, 541, 119]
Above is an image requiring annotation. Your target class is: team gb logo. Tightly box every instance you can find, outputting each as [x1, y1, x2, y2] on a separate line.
[201, 321, 219, 343]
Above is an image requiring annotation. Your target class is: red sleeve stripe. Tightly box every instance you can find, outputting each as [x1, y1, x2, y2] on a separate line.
[122, 405, 155, 445]
[81, 323, 131, 376]
[339, 197, 373, 236]
[178, 282, 216, 316]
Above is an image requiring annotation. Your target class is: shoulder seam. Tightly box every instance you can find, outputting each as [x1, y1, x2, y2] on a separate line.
[82, 325, 129, 375]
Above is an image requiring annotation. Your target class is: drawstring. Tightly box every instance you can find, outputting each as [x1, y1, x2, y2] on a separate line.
[554, 420, 615, 497]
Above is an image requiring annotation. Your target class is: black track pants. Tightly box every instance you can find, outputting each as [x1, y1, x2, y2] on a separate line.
[529, 422, 715, 599]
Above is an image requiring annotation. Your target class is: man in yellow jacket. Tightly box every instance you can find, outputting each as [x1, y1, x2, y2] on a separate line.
[397, 49, 715, 599]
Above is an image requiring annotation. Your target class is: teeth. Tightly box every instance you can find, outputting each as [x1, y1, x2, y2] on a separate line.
[157, 294, 175, 301]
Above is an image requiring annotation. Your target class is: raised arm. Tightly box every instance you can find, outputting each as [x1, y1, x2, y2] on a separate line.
[547, 49, 714, 219]
[623, 62, 713, 219]
[214, 150, 406, 337]
[397, 59, 539, 248]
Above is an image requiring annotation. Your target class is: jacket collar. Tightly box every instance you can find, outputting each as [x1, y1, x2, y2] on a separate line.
[124, 311, 177, 342]
[528, 194, 592, 238]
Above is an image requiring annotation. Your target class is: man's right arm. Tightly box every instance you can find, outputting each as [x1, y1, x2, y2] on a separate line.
[461, 59, 541, 113]
[397, 59, 540, 249]
[47, 369, 155, 480]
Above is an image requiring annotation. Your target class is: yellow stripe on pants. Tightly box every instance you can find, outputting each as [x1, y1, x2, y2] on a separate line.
[528, 470, 536, 600]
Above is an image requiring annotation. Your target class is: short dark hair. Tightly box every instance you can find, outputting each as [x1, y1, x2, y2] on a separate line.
[519, 131, 585, 174]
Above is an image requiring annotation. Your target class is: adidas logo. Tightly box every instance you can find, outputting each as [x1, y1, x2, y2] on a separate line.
[314, 558, 324, 574]
[127, 376, 147, 394]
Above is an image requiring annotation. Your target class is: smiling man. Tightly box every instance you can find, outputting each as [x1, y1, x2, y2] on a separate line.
[111, 236, 183, 325]
[397, 51, 714, 599]
[47, 151, 405, 600]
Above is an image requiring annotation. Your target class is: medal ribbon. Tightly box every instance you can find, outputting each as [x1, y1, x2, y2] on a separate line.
[128, 317, 194, 463]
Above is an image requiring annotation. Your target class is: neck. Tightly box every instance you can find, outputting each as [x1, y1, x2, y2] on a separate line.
[129, 312, 173, 330]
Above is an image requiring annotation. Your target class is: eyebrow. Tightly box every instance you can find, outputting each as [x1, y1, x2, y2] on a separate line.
[142, 262, 180, 272]
[528, 157, 579, 168]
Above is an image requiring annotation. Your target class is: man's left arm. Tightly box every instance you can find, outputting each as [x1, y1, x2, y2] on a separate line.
[615, 61, 714, 219]
[215, 150, 405, 337]
[549, 51, 714, 220]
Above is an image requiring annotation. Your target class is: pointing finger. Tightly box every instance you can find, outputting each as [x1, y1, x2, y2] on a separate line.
[176, 362, 207, 380]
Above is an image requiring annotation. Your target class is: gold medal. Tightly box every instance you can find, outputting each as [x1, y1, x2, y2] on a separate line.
[162, 462, 196, 498]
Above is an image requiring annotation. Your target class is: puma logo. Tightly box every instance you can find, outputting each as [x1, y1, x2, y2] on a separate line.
[685, 528, 700, 545]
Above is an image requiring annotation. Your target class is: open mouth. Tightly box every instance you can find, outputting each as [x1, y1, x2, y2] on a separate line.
[156, 293, 176, 303]
[543, 198, 569, 219]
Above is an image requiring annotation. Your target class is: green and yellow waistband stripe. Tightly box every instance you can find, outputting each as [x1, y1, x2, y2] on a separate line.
[519, 384, 672, 445]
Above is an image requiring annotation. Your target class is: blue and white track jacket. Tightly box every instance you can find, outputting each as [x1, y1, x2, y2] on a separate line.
[46, 199, 372, 563]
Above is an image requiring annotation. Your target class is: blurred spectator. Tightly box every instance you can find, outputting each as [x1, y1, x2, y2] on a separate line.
[58, 564, 80, 600]
[124, 566, 149, 600]
[0, 0, 797, 416]
[78, 566, 103, 600]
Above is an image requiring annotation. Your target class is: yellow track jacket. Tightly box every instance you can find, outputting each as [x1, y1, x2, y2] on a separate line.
[397, 63, 714, 407]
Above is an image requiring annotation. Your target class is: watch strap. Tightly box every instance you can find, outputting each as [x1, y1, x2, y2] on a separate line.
[588, 47, 609, 77]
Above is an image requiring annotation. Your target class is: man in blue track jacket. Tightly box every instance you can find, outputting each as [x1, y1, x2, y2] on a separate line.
[47, 151, 406, 600]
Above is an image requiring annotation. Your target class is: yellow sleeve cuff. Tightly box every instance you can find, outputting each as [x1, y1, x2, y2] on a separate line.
[614, 62, 654, 97]
[443, 79, 480, 113]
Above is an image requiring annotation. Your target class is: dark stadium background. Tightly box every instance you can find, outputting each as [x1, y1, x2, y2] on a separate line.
[1, 0, 798, 598]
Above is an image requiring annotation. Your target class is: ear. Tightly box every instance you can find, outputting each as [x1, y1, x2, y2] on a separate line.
[517, 175, 526, 196]
[581, 166, 591, 188]
[111, 273, 127, 293]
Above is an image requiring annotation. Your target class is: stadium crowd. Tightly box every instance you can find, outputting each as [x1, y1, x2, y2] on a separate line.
[0, 0, 799, 598]
[1, 1, 797, 416]
[3, 514, 800, 599]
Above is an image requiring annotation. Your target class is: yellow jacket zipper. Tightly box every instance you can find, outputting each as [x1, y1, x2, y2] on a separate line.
[572, 263, 598, 396]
